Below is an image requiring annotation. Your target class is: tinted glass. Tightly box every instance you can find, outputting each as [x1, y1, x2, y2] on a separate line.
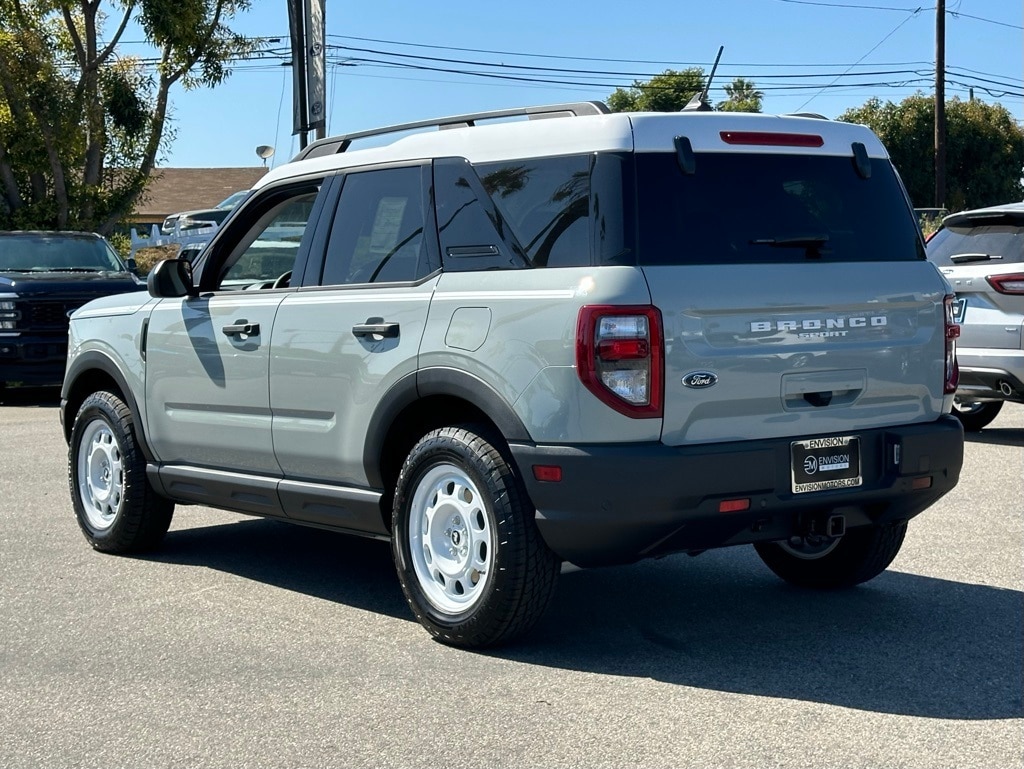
[434, 158, 525, 272]
[0, 235, 124, 272]
[635, 152, 924, 265]
[476, 156, 591, 267]
[322, 166, 428, 285]
[926, 224, 1024, 267]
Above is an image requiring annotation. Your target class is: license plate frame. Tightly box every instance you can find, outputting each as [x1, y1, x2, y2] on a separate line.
[791, 435, 862, 494]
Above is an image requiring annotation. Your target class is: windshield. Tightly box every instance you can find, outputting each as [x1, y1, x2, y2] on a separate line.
[926, 224, 1024, 267]
[635, 152, 924, 265]
[0, 234, 125, 272]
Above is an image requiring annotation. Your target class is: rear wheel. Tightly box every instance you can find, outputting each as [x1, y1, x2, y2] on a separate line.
[951, 399, 1003, 432]
[392, 425, 560, 648]
[69, 391, 174, 553]
[754, 522, 907, 589]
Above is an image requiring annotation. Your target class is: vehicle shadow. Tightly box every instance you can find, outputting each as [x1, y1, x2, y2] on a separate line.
[965, 426, 1024, 447]
[149, 517, 409, 620]
[511, 549, 1024, 721]
[0, 385, 61, 407]
[145, 518, 1022, 721]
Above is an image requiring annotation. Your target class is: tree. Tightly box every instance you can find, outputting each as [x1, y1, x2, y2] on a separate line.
[718, 77, 763, 113]
[839, 94, 1024, 211]
[0, 0, 254, 234]
[607, 68, 707, 113]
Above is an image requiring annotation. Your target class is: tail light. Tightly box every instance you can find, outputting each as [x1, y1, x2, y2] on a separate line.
[576, 305, 663, 418]
[986, 273, 1024, 295]
[943, 294, 960, 395]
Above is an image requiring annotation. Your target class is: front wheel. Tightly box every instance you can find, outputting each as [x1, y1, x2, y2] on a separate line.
[392, 425, 560, 648]
[754, 522, 907, 589]
[69, 391, 174, 553]
[952, 399, 1003, 432]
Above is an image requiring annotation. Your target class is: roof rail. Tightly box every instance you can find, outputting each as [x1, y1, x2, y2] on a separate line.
[292, 101, 611, 162]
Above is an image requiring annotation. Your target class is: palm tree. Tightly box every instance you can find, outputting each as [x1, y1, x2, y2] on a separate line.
[718, 78, 764, 113]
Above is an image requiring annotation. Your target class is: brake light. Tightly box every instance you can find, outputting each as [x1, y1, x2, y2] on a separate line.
[943, 294, 960, 395]
[719, 131, 824, 148]
[576, 305, 663, 418]
[986, 273, 1024, 295]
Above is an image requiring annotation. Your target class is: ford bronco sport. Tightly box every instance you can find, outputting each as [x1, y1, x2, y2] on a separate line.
[61, 101, 964, 647]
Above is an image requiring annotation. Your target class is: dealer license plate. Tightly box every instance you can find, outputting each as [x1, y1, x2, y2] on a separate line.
[791, 436, 862, 494]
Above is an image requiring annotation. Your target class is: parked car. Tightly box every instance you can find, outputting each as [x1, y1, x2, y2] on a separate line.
[160, 190, 249, 236]
[926, 202, 1024, 430]
[1, 231, 142, 387]
[61, 102, 963, 647]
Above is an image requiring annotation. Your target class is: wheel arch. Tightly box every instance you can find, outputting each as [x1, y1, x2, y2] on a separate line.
[61, 351, 153, 461]
[365, 367, 531, 520]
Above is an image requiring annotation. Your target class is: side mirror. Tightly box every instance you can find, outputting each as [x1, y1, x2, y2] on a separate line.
[147, 258, 196, 298]
[124, 257, 139, 274]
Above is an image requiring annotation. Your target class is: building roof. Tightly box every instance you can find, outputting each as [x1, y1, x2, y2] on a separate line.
[133, 167, 268, 220]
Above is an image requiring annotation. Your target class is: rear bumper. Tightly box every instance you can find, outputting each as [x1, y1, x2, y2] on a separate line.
[0, 334, 68, 386]
[510, 416, 964, 567]
[956, 360, 1024, 403]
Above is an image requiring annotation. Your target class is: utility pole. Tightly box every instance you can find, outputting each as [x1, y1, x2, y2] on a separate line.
[934, 0, 946, 208]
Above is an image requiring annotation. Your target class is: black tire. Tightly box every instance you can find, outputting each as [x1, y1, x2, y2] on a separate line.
[952, 400, 1003, 432]
[68, 391, 174, 553]
[391, 425, 561, 648]
[754, 522, 907, 589]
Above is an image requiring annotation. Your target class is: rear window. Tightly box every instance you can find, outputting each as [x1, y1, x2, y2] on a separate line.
[926, 224, 1024, 267]
[635, 152, 924, 265]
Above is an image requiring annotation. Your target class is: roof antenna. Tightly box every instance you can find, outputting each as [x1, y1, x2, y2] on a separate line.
[683, 45, 724, 112]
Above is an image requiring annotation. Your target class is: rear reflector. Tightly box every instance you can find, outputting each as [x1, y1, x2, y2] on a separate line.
[718, 498, 751, 514]
[720, 131, 824, 147]
[912, 476, 933, 490]
[533, 465, 562, 483]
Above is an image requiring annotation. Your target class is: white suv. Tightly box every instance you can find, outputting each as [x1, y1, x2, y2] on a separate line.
[927, 203, 1024, 430]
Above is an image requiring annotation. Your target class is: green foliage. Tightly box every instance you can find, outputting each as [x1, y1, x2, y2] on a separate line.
[839, 94, 1024, 210]
[0, 0, 254, 234]
[608, 68, 707, 113]
[718, 77, 764, 113]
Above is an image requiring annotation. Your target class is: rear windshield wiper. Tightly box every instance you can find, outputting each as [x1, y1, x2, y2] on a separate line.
[949, 252, 1003, 264]
[750, 235, 830, 248]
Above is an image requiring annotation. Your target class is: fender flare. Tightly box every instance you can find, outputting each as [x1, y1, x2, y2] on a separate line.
[363, 366, 531, 488]
[61, 350, 155, 462]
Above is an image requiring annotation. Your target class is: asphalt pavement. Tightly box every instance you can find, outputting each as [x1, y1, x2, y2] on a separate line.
[1, 387, 1021, 768]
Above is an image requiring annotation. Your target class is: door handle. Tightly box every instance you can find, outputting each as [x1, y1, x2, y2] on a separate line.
[222, 322, 260, 337]
[352, 321, 400, 338]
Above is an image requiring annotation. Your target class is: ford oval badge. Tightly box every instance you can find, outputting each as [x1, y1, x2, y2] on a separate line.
[682, 371, 718, 389]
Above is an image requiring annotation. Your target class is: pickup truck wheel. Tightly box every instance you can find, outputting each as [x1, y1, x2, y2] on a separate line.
[754, 522, 907, 589]
[392, 426, 560, 648]
[69, 391, 173, 553]
[952, 399, 1003, 432]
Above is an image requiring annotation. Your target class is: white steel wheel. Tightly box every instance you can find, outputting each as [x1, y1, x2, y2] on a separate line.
[392, 425, 561, 648]
[69, 391, 173, 553]
[777, 536, 842, 560]
[77, 417, 126, 531]
[408, 463, 493, 614]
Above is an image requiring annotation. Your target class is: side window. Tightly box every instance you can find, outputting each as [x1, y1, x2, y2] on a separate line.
[434, 158, 526, 272]
[321, 166, 430, 285]
[476, 155, 592, 267]
[214, 183, 321, 290]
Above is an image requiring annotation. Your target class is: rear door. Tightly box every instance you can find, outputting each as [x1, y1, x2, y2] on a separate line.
[269, 163, 439, 528]
[632, 143, 949, 447]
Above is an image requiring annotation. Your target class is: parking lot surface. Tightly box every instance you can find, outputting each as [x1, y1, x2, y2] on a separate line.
[1, 387, 1021, 768]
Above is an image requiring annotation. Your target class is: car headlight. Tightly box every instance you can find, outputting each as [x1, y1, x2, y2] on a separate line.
[0, 297, 18, 329]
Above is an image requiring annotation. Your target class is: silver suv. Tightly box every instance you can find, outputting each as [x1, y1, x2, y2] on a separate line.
[61, 102, 964, 647]
[927, 203, 1024, 430]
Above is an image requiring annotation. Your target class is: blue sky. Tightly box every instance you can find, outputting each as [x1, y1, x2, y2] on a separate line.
[116, 0, 1023, 169]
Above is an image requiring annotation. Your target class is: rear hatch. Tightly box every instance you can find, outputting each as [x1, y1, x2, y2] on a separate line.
[926, 208, 1024, 351]
[629, 120, 950, 446]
